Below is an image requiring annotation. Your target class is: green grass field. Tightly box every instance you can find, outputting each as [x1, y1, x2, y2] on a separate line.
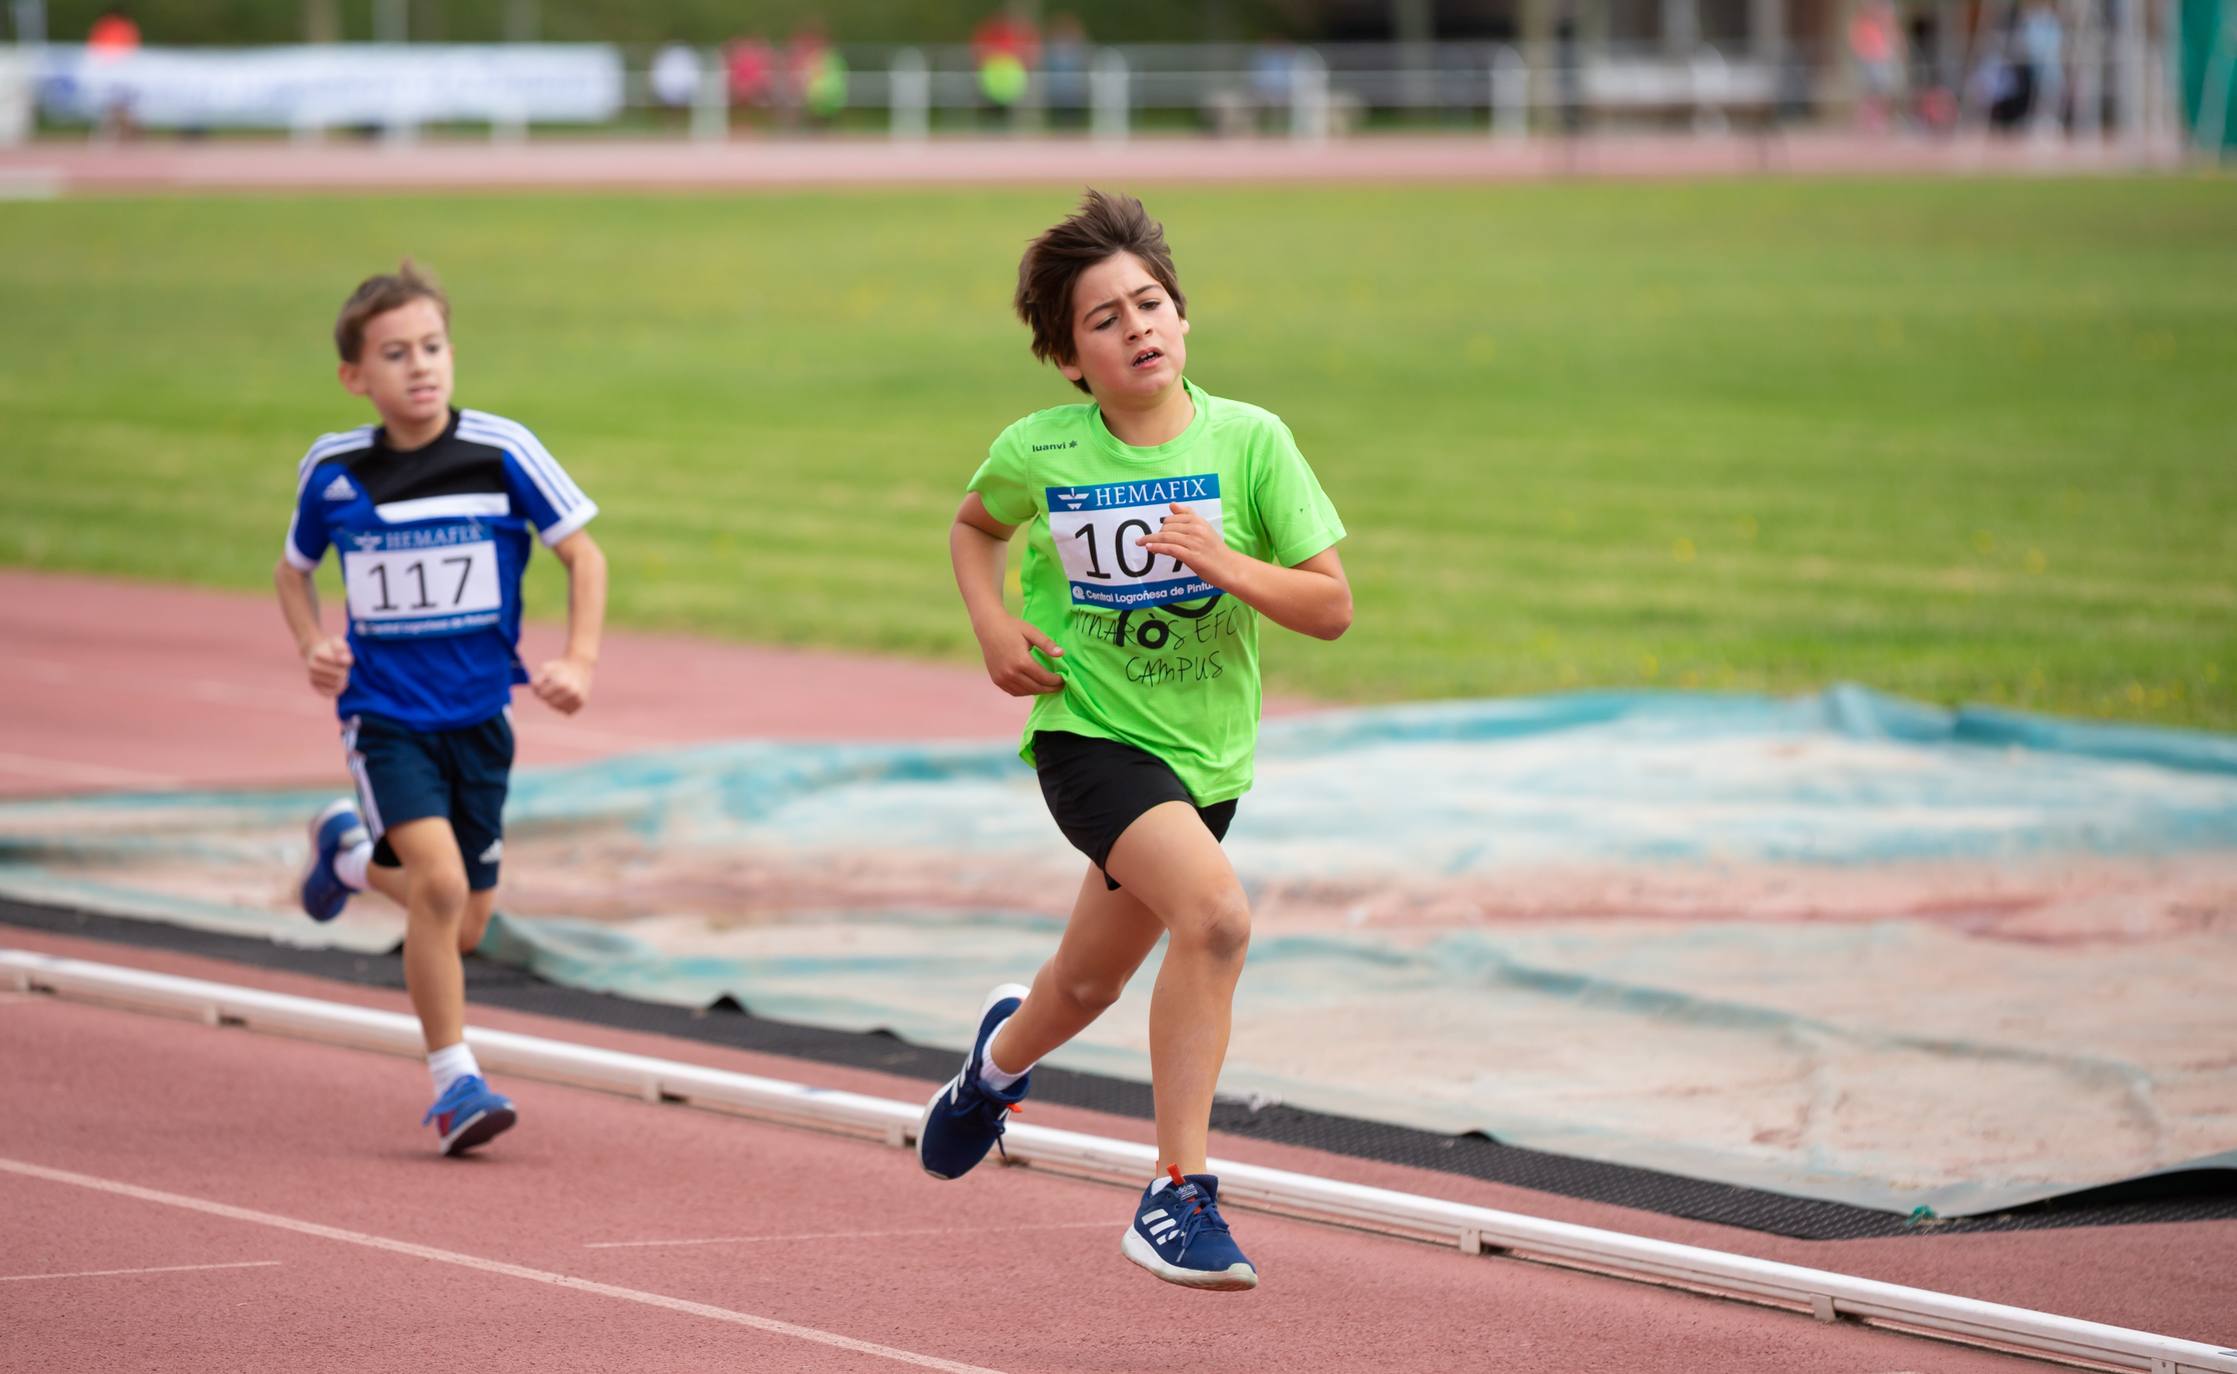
[2, 179, 2232, 727]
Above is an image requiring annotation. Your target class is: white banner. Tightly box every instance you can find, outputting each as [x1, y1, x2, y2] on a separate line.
[36, 44, 625, 128]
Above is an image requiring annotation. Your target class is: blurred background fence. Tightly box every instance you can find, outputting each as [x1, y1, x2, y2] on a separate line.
[3, 0, 2228, 154]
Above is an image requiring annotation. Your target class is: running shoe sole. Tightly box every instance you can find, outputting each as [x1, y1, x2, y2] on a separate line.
[1120, 1225, 1260, 1291]
[440, 1104, 518, 1157]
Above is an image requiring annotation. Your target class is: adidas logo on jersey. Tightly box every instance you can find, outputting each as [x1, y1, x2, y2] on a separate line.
[478, 839, 504, 865]
[322, 475, 355, 501]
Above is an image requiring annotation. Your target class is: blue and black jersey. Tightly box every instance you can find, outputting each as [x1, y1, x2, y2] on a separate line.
[283, 407, 597, 732]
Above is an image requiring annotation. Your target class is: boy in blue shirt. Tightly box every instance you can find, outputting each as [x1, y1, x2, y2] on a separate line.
[277, 261, 607, 1156]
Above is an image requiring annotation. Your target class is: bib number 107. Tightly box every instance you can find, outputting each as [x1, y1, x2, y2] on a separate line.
[1067, 517, 1188, 582]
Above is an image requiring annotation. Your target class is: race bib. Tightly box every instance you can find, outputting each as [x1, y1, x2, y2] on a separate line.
[342, 537, 501, 637]
[1044, 473, 1224, 610]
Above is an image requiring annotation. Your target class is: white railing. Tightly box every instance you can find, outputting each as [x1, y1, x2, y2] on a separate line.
[11, 33, 2191, 155]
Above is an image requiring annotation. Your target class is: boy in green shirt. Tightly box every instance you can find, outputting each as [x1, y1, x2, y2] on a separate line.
[919, 190, 1351, 1291]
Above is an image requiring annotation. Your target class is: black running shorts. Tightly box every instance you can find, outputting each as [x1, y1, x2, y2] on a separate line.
[1032, 730, 1237, 891]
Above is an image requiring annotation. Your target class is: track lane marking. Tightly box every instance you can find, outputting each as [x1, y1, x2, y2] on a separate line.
[588, 1220, 1110, 1249]
[0, 1156, 1003, 1374]
[0, 1260, 282, 1283]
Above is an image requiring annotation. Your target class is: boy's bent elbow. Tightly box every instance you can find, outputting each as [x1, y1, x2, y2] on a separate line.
[1315, 591, 1354, 641]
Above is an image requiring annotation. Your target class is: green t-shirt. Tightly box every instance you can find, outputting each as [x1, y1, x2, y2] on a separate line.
[968, 379, 1346, 803]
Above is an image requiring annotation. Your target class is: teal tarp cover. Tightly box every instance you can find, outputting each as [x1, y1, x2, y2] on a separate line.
[4, 686, 2234, 1216]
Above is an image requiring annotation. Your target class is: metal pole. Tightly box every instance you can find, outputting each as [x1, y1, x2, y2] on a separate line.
[2068, 0, 2102, 141]
[690, 50, 727, 142]
[1691, 43, 1729, 133]
[1290, 45, 1330, 141]
[1394, 0, 1435, 111]
[373, 0, 406, 45]
[1749, 0, 1785, 62]
[889, 47, 928, 141]
[1490, 42, 1528, 138]
[9, 0, 43, 44]
[1089, 48, 1128, 144]
[2115, 0, 2147, 141]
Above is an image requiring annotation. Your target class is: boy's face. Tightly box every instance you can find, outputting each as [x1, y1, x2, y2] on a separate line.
[340, 297, 453, 431]
[1059, 251, 1188, 403]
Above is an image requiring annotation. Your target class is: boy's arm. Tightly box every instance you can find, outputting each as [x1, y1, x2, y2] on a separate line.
[1140, 505, 1352, 641]
[952, 493, 1064, 696]
[532, 529, 607, 716]
[273, 559, 354, 696]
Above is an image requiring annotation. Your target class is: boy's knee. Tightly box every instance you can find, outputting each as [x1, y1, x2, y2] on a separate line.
[413, 870, 471, 921]
[1172, 887, 1251, 963]
[1054, 970, 1126, 1015]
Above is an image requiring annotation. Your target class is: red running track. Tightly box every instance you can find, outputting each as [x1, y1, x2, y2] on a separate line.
[10, 927, 2231, 1373]
[0, 569, 1031, 798]
[0, 131, 2177, 197]
[0, 570, 1316, 799]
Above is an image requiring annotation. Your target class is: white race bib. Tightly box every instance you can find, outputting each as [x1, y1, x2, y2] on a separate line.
[342, 537, 501, 636]
[1044, 473, 1224, 610]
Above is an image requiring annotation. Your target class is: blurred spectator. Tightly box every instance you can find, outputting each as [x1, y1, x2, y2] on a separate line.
[1044, 13, 1089, 129]
[1969, 32, 2033, 132]
[725, 35, 776, 129]
[1554, 9, 1584, 136]
[1848, 0, 1905, 133]
[650, 40, 702, 122]
[87, 6, 140, 54]
[86, 6, 140, 140]
[783, 22, 848, 132]
[972, 6, 1039, 127]
[1906, 9, 1959, 134]
[1248, 39, 1296, 132]
[2018, 0, 2065, 133]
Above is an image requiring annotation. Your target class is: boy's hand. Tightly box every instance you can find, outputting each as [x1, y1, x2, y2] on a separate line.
[532, 655, 595, 715]
[303, 636, 353, 697]
[1139, 504, 1235, 584]
[976, 616, 1065, 697]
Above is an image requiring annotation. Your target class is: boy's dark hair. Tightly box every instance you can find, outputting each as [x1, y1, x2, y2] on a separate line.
[1016, 189, 1186, 394]
[335, 259, 449, 363]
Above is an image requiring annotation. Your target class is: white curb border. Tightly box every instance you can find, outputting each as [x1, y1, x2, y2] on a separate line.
[6, 948, 2231, 1374]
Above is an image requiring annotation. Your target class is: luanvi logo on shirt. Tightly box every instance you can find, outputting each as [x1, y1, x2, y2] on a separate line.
[1030, 440, 1079, 453]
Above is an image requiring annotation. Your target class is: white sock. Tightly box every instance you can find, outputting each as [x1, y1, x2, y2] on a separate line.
[1150, 1173, 1177, 1194]
[428, 1042, 481, 1096]
[975, 1014, 1032, 1093]
[334, 840, 373, 892]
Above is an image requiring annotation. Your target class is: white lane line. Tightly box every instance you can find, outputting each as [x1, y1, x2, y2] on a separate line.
[0, 1260, 283, 1283]
[0, 1157, 1002, 1374]
[0, 751, 185, 787]
[588, 1221, 1110, 1250]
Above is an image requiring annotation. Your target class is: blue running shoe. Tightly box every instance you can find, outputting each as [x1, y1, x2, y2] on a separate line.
[423, 1074, 517, 1157]
[1122, 1168, 1259, 1291]
[916, 982, 1032, 1180]
[299, 798, 366, 923]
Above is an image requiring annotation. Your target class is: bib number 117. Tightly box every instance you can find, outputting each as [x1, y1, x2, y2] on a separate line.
[343, 541, 501, 625]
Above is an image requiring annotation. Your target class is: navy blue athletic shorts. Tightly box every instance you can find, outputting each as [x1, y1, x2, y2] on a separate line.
[343, 711, 514, 892]
[1032, 730, 1237, 891]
